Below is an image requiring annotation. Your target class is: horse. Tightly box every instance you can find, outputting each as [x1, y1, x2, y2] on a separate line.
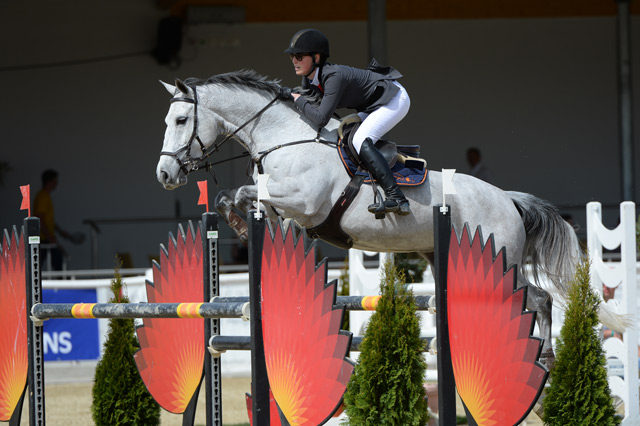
[155, 69, 622, 369]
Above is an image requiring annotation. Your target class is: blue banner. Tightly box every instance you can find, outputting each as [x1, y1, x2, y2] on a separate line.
[43, 289, 100, 361]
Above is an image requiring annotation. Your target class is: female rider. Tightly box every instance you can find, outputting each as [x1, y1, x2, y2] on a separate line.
[281, 28, 411, 216]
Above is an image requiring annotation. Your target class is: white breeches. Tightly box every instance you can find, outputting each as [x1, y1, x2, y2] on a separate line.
[352, 81, 411, 153]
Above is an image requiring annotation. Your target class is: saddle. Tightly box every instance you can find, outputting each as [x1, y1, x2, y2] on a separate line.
[305, 116, 429, 249]
[338, 114, 427, 172]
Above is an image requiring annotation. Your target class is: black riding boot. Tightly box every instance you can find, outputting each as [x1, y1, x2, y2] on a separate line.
[359, 138, 411, 216]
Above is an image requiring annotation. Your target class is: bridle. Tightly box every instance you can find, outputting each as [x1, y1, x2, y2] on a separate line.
[159, 84, 280, 176]
[159, 83, 338, 178]
[159, 87, 208, 175]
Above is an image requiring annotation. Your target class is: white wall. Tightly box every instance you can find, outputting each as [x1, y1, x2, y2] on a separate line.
[1, 2, 638, 268]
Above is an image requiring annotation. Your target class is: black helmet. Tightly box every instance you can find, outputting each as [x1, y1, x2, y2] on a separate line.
[284, 29, 330, 58]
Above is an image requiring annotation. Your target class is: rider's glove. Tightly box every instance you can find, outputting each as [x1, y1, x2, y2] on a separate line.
[278, 86, 293, 101]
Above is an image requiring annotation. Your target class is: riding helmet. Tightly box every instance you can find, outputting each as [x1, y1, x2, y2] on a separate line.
[284, 29, 330, 58]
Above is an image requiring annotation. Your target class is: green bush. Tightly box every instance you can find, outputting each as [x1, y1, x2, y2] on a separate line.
[342, 260, 429, 425]
[543, 258, 619, 426]
[92, 259, 161, 426]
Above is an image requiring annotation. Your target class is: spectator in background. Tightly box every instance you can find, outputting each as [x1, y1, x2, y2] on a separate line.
[466, 147, 491, 183]
[33, 169, 78, 270]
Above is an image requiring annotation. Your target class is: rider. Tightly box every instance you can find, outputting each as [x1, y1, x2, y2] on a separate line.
[280, 28, 411, 216]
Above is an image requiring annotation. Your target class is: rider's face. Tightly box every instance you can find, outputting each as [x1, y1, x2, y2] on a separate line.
[291, 53, 317, 78]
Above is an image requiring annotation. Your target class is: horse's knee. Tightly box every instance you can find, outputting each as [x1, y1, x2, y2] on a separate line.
[234, 187, 257, 213]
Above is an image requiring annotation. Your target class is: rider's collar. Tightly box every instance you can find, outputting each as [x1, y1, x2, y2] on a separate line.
[308, 66, 321, 86]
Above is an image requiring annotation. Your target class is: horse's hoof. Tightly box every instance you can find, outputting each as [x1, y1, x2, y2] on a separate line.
[539, 348, 556, 371]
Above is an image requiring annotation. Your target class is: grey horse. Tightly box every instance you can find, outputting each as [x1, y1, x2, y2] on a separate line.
[156, 70, 622, 368]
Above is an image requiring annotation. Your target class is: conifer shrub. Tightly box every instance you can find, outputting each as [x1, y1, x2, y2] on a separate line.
[342, 260, 429, 425]
[92, 259, 160, 426]
[543, 258, 619, 426]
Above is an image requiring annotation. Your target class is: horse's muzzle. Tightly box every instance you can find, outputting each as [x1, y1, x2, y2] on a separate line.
[157, 162, 188, 190]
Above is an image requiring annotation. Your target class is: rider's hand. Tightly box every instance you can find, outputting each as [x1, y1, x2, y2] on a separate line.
[278, 86, 293, 101]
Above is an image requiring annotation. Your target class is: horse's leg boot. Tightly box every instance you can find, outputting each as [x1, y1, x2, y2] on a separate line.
[359, 138, 411, 216]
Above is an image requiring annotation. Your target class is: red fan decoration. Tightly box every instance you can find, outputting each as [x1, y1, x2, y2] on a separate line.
[245, 390, 284, 426]
[134, 223, 205, 413]
[0, 228, 28, 421]
[447, 225, 548, 426]
[260, 223, 354, 425]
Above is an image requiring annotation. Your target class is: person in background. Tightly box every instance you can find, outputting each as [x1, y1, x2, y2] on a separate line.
[466, 147, 491, 183]
[33, 169, 75, 270]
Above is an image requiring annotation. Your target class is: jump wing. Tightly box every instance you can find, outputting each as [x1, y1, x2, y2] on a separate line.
[0, 228, 28, 421]
[260, 222, 354, 425]
[134, 223, 205, 414]
[448, 225, 548, 426]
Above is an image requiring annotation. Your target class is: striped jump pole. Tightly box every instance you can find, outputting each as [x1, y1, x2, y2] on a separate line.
[212, 295, 436, 312]
[30, 301, 249, 320]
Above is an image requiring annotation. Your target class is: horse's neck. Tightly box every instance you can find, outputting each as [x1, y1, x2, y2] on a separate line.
[204, 86, 337, 154]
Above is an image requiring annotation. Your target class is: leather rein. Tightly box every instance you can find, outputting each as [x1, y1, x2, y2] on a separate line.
[160, 85, 362, 249]
[159, 85, 337, 176]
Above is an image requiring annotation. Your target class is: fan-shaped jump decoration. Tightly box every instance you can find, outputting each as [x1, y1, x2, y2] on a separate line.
[259, 222, 354, 425]
[134, 222, 205, 414]
[0, 228, 28, 421]
[447, 225, 548, 426]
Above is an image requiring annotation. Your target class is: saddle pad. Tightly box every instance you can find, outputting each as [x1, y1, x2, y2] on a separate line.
[338, 145, 428, 186]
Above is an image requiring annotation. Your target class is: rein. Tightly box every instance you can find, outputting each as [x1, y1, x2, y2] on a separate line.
[160, 84, 339, 177]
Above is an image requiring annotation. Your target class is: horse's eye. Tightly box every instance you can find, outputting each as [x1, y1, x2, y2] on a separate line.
[176, 117, 188, 125]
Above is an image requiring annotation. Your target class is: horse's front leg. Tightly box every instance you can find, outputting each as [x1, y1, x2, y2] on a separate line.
[214, 186, 257, 245]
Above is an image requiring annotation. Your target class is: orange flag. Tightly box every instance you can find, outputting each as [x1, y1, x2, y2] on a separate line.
[197, 180, 209, 212]
[19, 185, 30, 217]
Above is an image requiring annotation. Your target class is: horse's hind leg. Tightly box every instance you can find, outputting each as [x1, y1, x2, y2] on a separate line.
[523, 279, 555, 370]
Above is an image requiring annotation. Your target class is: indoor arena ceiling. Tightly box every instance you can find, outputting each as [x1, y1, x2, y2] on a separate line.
[156, 0, 639, 22]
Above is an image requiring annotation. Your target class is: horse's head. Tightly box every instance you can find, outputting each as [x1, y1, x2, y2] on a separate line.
[156, 79, 220, 190]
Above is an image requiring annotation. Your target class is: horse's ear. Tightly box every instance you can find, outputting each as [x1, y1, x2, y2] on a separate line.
[160, 80, 176, 95]
[175, 79, 190, 95]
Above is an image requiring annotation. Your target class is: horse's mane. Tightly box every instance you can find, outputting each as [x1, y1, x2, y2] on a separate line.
[183, 69, 323, 106]
[184, 69, 281, 96]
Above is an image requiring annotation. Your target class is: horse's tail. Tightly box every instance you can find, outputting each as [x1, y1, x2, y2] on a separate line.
[508, 191, 628, 333]
[507, 191, 579, 295]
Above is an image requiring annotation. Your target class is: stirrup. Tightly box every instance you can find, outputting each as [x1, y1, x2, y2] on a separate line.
[368, 199, 400, 214]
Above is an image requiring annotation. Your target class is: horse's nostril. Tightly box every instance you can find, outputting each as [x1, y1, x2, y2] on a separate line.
[161, 171, 169, 183]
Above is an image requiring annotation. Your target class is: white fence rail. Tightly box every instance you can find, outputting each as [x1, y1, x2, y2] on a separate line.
[587, 201, 639, 425]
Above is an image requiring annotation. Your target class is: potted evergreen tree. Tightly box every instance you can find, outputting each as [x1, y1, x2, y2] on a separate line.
[92, 259, 160, 426]
[342, 260, 429, 425]
[543, 259, 620, 425]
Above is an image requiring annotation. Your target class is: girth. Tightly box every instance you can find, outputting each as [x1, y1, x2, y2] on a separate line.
[306, 174, 365, 249]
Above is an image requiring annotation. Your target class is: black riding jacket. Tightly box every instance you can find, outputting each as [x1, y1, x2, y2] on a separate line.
[294, 59, 403, 129]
